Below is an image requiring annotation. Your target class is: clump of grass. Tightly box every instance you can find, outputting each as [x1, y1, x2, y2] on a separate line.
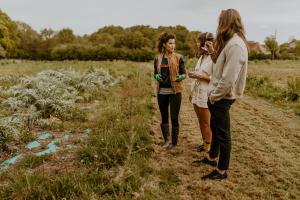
[0, 171, 87, 200]
[78, 145, 98, 164]
[16, 154, 51, 169]
[285, 77, 300, 101]
[18, 130, 35, 144]
[159, 168, 181, 190]
[292, 104, 300, 116]
[0, 75, 21, 89]
[246, 74, 284, 101]
[246, 74, 300, 115]
[0, 118, 23, 152]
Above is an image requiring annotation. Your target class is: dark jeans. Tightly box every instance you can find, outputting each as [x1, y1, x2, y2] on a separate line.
[157, 93, 182, 127]
[208, 99, 235, 170]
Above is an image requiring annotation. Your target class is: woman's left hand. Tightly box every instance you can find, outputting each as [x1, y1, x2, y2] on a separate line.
[175, 74, 185, 82]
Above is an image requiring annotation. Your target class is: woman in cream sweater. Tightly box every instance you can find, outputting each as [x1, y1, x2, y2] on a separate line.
[201, 9, 248, 180]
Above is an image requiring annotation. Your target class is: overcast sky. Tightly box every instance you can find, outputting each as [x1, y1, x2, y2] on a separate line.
[1, 0, 299, 44]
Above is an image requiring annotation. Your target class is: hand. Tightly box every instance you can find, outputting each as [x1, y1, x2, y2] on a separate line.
[208, 96, 215, 105]
[192, 71, 205, 79]
[175, 74, 184, 82]
[188, 71, 197, 78]
[205, 41, 215, 54]
[154, 74, 161, 82]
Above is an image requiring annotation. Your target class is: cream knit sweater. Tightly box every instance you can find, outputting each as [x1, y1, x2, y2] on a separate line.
[208, 34, 248, 103]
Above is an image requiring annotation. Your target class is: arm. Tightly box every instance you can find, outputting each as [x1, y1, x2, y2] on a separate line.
[153, 57, 161, 81]
[154, 57, 158, 75]
[209, 45, 246, 103]
[189, 56, 212, 81]
[176, 56, 187, 81]
[206, 41, 218, 63]
[189, 71, 210, 81]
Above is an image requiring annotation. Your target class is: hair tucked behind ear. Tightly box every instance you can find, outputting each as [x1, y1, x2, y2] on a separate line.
[156, 32, 176, 53]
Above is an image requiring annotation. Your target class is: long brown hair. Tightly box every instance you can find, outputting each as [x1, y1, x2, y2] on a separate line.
[197, 32, 214, 57]
[156, 32, 176, 53]
[215, 9, 247, 55]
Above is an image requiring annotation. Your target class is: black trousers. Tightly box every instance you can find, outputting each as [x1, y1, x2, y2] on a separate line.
[157, 93, 182, 127]
[208, 99, 235, 170]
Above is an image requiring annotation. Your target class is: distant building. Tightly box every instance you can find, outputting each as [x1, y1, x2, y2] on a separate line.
[247, 41, 268, 54]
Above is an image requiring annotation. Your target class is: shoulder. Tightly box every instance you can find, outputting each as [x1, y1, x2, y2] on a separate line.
[226, 35, 247, 52]
[175, 53, 185, 62]
[154, 54, 163, 61]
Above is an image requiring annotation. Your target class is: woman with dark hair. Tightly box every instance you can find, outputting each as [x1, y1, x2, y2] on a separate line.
[189, 32, 214, 153]
[201, 9, 248, 180]
[154, 32, 186, 149]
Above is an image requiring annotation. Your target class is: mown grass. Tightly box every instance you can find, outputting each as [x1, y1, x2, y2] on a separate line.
[0, 60, 154, 199]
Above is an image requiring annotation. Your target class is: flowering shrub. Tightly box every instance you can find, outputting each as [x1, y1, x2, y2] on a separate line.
[0, 68, 117, 151]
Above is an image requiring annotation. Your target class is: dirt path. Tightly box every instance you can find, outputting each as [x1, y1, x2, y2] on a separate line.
[149, 80, 300, 200]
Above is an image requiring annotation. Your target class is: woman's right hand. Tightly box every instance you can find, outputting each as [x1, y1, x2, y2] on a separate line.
[154, 74, 161, 82]
[205, 41, 215, 54]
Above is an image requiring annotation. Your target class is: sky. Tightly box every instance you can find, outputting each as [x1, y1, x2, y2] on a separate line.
[0, 0, 299, 44]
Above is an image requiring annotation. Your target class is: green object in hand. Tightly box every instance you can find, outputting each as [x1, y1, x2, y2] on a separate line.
[175, 74, 184, 82]
[154, 74, 161, 81]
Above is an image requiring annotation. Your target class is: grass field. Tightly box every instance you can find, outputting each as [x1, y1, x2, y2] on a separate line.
[0, 60, 155, 199]
[248, 60, 300, 89]
[0, 59, 299, 199]
[247, 60, 300, 115]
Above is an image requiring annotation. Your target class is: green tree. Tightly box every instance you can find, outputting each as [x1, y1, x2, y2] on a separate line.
[16, 22, 41, 59]
[97, 25, 124, 35]
[54, 28, 75, 44]
[38, 28, 56, 59]
[40, 28, 55, 40]
[264, 35, 279, 60]
[0, 10, 20, 57]
[88, 32, 115, 47]
[114, 31, 151, 49]
[0, 44, 6, 58]
[184, 31, 201, 57]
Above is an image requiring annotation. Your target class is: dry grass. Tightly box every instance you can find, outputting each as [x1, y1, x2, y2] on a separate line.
[248, 60, 300, 89]
[147, 76, 300, 199]
[247, 60, 300, 115]
[0, 59, 299, 199]
[0, 60, 154, 199]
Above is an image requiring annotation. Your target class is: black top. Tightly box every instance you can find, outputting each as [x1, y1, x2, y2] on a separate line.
[154, 56, 186, 88]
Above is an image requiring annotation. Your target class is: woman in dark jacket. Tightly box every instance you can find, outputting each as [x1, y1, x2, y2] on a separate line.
[153, 32, 186, 149]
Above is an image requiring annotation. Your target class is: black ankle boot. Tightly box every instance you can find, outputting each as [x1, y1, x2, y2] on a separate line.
[171, 125, 179, 146]
[160, 124, 170, 145]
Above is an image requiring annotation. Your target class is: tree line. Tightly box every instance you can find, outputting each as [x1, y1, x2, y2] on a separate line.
[1, 10, 299, 61]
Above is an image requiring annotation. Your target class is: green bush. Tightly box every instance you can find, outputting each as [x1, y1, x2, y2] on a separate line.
[249, 52, 271, 60]
[246, 74, 300, 115]
[285, 77, 300, 101]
